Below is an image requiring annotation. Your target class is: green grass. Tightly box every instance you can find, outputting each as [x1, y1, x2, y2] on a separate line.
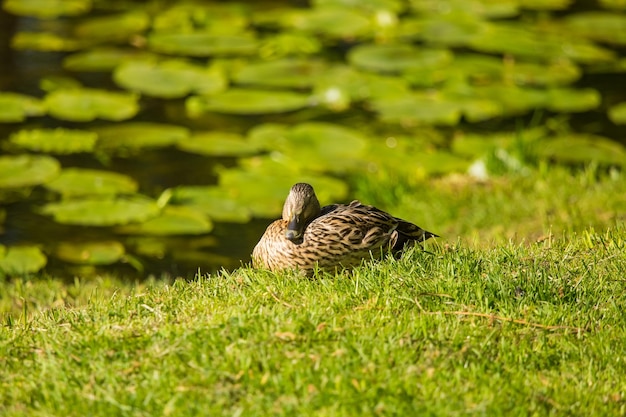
[2, 167, 626, 416]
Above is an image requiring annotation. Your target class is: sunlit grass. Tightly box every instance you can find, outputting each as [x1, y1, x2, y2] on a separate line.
[1, 166, 626, 416]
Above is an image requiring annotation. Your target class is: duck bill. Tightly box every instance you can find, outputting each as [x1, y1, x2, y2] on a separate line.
[285, 215, 303, 241]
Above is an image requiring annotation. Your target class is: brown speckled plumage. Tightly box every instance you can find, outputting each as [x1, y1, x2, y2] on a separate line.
[252, 183, 437, 276]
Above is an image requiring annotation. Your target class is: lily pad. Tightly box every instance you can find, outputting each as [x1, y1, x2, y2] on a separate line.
[0, 92, 46, 122]
[116, 206, 213, 235]
[41, 196, 160, 226]
[218, 161, 349, 217]
[44, 88, 139, 122]
[177, 132, 261, 157]
[348, 44, 452, 73]
[45, 168, 138, 196]
[0, 245, 47, 276]
[546, 88, 601, 113]
[148, 33, 258, 57]
[152, 3, 249, 35]
[3, 0, 91, 19]
[114, 59, 227, 98]
[372, 93, 462, 126]
[282, 7, 372, 39]
[0, 155, 60, 188]
[313, 0, 405, 13]
[186, 89, 311, 116]
[233, 59, 327, 88]
[564, 12, 626, 45]
[409, 0, 519, 18]
[608, 102, 626, 125]
[74, 11, 149, 41]
[94, 122, 189, 152]
[54, 241, 125, 265]
[400, 14, 487, 46]
[166, 186, 252, 223]
[63, 48, 158, 72]
[9, 128, 97, 154]
[535, 134, 626, 165]
[258, 33, 323, 59]
[11, 32, 84, 52]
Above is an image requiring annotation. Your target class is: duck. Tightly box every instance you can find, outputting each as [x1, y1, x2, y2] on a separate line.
[252, 183, 437, 275]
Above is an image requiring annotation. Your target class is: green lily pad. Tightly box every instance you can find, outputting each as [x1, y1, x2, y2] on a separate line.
[152, 3, 249, 35]
[399, 14, 486, 46]
[114, 59, 227, 98]
[409, 0, 519, 18]
[41, 196, 160, 226]
[45, 168, 138, 197]
[11, 32, 84, 52]
[0, 155, 60, 188]
[473, 85, 548, 115]
[372, 93, 462, 126]
[94, 122, 190, 152]
[54, 241, 125, 265]
[546, 88, 601, 113]
[535, 134, 626, 165]
[186, 89, 311, 116]
[148, 33, 258, 57]
[0, 92, 46, 122]
[608, 102, 626, 125]
[63, 48, 158, 72]
[9, 128, 97, 154]
[313, 0, 405, 12]
[166, 186, 252, 223]
[177, 131, 261, 157]
[218, 161, 349, 217]
[0, 245, 47, 276]
[233, 59, 327, 88]
[74, 11, 149, 41]
[565, 12, 626, 45]
[283, 7, 372, 39]
[349, 44, 452, 73]
[258, 33, 323, 59]
[469, 23, 615, 63]
[44, 88, 139, 122]
[116, 206, 213, 235]
[3, 0, 91, 19]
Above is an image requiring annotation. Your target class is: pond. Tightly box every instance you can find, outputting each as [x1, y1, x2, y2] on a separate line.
[0, 0, 625, 278]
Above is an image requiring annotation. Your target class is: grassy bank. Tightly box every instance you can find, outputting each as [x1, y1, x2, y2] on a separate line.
[2, 227, 626, 416]
[2, 166, 626, 416]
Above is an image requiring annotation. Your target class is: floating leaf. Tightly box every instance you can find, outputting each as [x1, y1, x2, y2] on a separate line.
[114, 59, 227, 98]
[94, 122, 189, 151]
[167, 186, 251, 223]
[218, 161, 348, 217]
[64, 47, 158, 72]
[148, 33, 258, 57]
[3, 0, 91, 19]
[41, 196, 160, 226]
[152, 3, 249, 35]
[9, 128, 97, 154]
[0, 245, 47, 276]
[233, 59, 327, 88]
[535, 134, 626, 165]
[608, 102, 626, 125]
[565, 12, 626, 45]
[282, 8, 372, 39]
[314, 0, 405, 13]
[12, 32, 84, 52]
[116, 206, 213, 235]
[258, 33, 322, 59]
[349, 44, 452, 73]
[0, 92, 46, 122]
[400, 15, 487, 46]
[372, 93, 461, 125]
[409, 0, 519, 18]
[178, 132, 261, 157]
[74, 11, 149, 41]
[546, 88, 601, 113]
[0, 155, 60, 188]
[186, 89, 311, 115]
[54, 241, 125, 265]
[44, 88, 139, 122]
[45, 168, 138, 197]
